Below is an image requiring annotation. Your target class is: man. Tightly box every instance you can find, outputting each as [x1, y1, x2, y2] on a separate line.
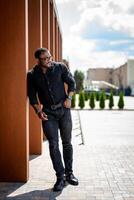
[27, 48, 79, 191]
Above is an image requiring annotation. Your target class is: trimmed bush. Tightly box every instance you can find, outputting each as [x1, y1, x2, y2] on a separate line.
[118, 92, 124, 109]
[89, 92, 95, 109]
[78, 91, 85, 109]
[84, 92, 89, 101]
[71, 94, 76, 108]
[99, 91, 105, 109]
[95, 91, 100, 101]
[109, 90, 114, 109]
[103, 90, 106, 100]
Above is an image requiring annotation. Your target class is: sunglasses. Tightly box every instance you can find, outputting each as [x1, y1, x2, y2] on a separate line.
[39, 56, 52, 61]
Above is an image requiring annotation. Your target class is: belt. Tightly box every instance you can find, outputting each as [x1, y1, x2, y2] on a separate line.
[45, 102, 63, 110]
[51, 102, 63, 110]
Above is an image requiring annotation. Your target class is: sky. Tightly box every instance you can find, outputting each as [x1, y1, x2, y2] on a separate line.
[55, 0, 134, 73]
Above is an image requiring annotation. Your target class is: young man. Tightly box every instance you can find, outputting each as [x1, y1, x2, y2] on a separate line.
[27, 48, 79, 191]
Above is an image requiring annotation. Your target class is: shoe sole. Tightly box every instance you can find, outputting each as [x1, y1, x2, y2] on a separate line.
[53, 188, 63, 192]
[66, 180, 79, 186]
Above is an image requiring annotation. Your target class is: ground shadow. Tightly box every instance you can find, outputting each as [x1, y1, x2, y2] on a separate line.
[0, 182, 69, 200]
[29, 154, 40, 161]
[6, 188, 62, 200]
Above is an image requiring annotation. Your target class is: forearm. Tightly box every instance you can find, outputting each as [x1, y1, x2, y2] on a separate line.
[32, 104, 42, 114]
[68, 91, 74, 97]
[31, 104, 48, 121]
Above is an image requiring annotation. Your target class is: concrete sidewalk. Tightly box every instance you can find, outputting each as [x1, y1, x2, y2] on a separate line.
[0, 110, 134, 200]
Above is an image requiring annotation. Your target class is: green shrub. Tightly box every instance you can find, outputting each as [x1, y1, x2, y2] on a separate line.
[99, 91, 105, 109]
[95, 91, 100, 101]
[109, 90, 114, 109]
[84, 92, 88, 101]
[118, 92, 124, 109]
[71, 94, 76, 108]
[89, 92, 95, 109]
[103, 90, 106, 100]
[78, 91, 85, 109]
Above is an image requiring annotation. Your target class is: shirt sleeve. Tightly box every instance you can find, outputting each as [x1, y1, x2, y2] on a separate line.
[60, 63, 76, 93]
[27, 71, 39, 105]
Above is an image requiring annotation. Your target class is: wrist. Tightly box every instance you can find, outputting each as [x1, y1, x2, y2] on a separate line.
[36, 109, 42, 115]
[67, 95, 72, 101]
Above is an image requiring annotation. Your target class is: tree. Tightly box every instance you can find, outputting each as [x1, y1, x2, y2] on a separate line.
[89, 92, 95, 109]
[118, 92, 124, 109]
[109, 90, 114, 109]
[71, 94, 76, 108]
[99, 91, 105, 109]
[74, 70, 85, 93]
[78, 91, 85, 109]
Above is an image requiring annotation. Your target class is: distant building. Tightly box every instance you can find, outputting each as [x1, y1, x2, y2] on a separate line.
[112, 63, 127, 89]
[127, 59, 134, 95]
[84, 58, 134, 95]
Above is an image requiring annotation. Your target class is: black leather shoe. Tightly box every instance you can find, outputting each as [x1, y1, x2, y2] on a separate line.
[53, 178, 65, 192]
[65, 173, 79, 186]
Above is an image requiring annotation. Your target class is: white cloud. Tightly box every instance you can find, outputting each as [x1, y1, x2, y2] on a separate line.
[67, 50, 127, 73]
[78, 0, 134, 13]
[63, 35, 96, 60]
[71, 1, 134, 37]
[109, 40, 133, 45]
[128, 45, 134, 51]
[108, 0, 134, 13]
[63, 36, 128, 73]
[78, 0, 101, 11]
[55, 0, 134, 73]
[55, 0, 72, 3]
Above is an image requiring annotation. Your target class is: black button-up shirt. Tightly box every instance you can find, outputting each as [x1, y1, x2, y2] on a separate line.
[27, 62, 76, 107]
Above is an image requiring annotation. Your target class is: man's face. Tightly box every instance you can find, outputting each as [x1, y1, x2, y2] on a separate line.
[38, 51, 52, 68]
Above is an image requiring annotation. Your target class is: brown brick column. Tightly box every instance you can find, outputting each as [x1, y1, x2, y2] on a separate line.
[42, 0, 50, 50]
[0, 0, 29, 181]
[50, 1, 55, 60]
[28, 0, 42, 155]
[55, 17, 59, 61]
[60, 33, 63, 61]
[58, 26, 61, 61]
[59, 32, 63, 61]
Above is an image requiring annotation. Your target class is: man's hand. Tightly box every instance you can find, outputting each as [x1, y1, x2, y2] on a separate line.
[32, 104, 48, 121]
[38, 111, 48, 121]
[64, 98, 71, 108]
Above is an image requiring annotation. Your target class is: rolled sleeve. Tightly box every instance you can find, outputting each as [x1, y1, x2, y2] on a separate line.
[61, 63, 76, 92]
[27, 71, 39, 105]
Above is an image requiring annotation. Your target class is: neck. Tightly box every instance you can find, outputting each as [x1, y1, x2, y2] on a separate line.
[39, 65, 48, 74]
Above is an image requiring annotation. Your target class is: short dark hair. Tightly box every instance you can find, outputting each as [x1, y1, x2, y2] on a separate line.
[34, 48, 48, 59]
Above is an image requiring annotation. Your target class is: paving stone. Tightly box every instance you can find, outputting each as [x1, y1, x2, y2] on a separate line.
[0, 110, 134, 200]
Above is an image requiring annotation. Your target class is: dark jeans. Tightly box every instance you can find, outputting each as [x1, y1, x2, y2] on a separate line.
[42, 107, 73, 178]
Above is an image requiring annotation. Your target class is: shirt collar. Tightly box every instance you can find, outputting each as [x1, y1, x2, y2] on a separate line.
[34, 62, 55, 74]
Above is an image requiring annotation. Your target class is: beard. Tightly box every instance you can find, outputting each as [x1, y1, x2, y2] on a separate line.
[40, 61, 52, 68]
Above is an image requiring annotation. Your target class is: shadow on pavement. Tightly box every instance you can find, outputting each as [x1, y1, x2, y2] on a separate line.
[6, 188, 62, 200]
[0, 182, 69, 200]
